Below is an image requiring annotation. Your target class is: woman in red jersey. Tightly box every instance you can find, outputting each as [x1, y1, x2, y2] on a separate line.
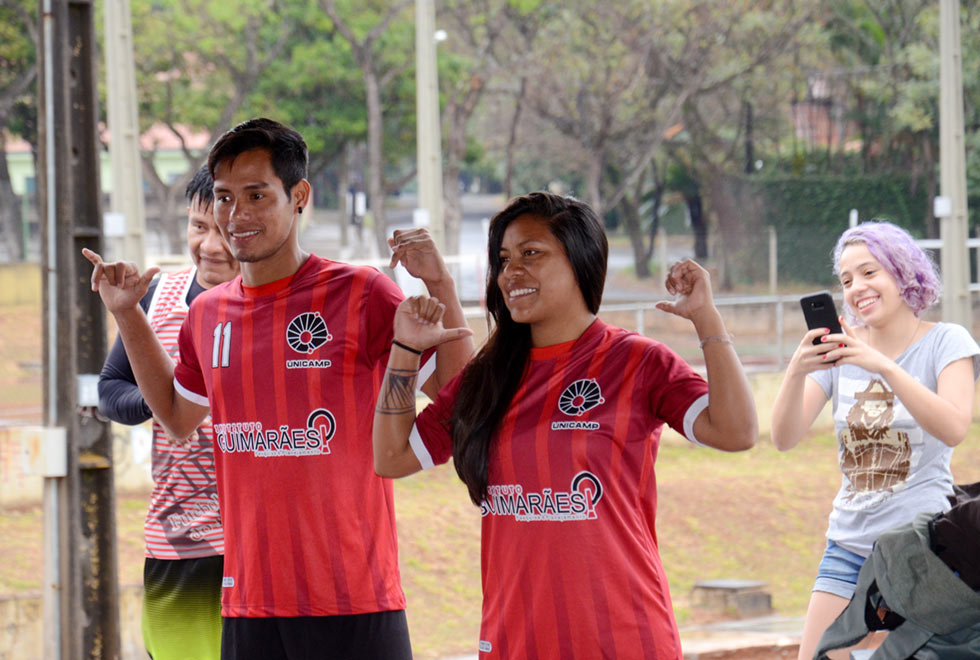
[374, 191, 757, 659]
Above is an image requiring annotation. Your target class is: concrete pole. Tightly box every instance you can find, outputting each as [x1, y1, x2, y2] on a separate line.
[939, 0, 970, 326]
[657, 227, 668, 291]
[37, 1, 121, 657]
[104, 0, 146, 268]
[415, 0, 445, 251]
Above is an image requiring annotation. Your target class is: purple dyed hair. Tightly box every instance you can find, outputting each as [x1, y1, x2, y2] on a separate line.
[832, 221, 941, 324]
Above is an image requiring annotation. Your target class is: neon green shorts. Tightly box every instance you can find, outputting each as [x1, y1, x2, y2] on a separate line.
[142, 555, 223, 660]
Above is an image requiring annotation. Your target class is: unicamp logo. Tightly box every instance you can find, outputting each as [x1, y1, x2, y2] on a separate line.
[552, 379, 604, 430]
[286, 312, 333, 369]
[286, 312, 332, 354]
[558, 378, 605, 416]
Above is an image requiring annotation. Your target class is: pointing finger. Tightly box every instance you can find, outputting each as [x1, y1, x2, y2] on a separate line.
[442, 326, 474, 342]
[139, 267, 161, 289]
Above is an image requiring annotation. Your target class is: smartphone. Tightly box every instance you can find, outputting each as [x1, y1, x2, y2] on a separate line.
[800, 291, 843, 345]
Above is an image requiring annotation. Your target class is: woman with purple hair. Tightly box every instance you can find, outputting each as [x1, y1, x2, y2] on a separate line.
[771, 221, 980, 660]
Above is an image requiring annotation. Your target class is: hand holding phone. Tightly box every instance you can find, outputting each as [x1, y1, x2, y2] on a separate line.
[800, 291, 843, 345]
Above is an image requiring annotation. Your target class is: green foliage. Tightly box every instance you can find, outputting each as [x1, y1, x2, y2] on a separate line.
[251, 2, 365, 165]
[0, 0, 37, 139]
[131, 0, 295, 139]
[738, 173, 929, 285]
[0, 0, 34, 77]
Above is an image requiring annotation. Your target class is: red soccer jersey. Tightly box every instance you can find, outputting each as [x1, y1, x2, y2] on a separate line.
[174, 254, 407, 618]
[414, 319, 709, 660]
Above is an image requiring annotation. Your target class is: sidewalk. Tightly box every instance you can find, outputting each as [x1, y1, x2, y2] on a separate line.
[680, 616, 803, 658]
[439, 617, 803, 660]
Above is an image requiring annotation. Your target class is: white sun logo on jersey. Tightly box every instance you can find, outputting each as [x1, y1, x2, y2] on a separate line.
[558, 379, 605, 417]
[287, 312, 332, 354]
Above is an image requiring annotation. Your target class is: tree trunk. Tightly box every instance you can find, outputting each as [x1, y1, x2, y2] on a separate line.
[0, 133, 25, 261]
[364, 64, 388, 257]
[643, 184, 663, 265]
[162, 187, 184, 255]
[504, 78, 526, 200]
[443, 99, 467, 256]
[922, 133, 938, 238]
[337, 144, 350, 249]
[744, 101, 755, 175]
[619, 195, 649, 279]
[586, 155, 603, 215]
[687, 193, 707, 259]
[620, 167, 656, 279]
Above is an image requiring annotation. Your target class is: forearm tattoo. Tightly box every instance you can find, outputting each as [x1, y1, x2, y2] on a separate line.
[377, 368, 418, 415]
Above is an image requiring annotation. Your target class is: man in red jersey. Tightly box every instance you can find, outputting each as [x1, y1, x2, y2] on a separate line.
[84, 118, 473, 659]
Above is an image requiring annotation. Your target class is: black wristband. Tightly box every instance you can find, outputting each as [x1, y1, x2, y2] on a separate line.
[392, 339, 423, 356]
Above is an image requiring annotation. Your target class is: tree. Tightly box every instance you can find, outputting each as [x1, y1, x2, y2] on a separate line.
[519, 0, 813, 278]
[251, 3, 368, 223]
[320, 0, 416, 257]
[130, 0, 293, 252]
[818, 0, 980, 235]
[0, 0, 37, 261]
[435, 0, 547, 253]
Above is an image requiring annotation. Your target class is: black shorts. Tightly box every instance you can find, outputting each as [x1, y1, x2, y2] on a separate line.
[221, 610, 413, 660]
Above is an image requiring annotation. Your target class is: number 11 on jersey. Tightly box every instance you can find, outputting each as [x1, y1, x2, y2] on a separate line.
[212, 322, 232, 368]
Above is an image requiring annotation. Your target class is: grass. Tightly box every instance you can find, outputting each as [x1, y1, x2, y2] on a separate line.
[657, 428, 980, 622]
[6, 428, 980, 657]
[5, 295, 980, 657]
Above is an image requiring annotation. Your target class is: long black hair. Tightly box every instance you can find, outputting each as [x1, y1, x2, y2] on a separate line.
[450, 192, 608, 505]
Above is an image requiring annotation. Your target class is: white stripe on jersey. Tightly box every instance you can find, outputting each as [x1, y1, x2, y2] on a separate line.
[175, 377, 210, 407]
[683, 393, 710, 447]
[409, 423, 435, 470]
[417, 353, 436, 391]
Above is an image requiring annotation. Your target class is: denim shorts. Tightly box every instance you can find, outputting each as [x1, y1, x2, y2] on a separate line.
[813, 539, 867, 599]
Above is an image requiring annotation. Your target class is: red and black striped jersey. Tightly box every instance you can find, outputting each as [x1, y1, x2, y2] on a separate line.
[174, 254, 407, 618]
[144, 267, 223, 559]
[414, 319, 709, 660]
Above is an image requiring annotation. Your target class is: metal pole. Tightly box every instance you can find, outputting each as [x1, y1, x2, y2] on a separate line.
[39, 2, 61, 656]
[104, 0, 146, 267]
[415, 0, 445, 251]
[657, 227, 668, 291]
[776, 296, 784, 368]
[939, 0, 970, 327]
[768, 226, 777, 295]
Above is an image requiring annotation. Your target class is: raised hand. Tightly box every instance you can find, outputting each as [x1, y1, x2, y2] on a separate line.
[388, 228, 450, 286]
[655, 259, 715, 322]
[82, 248, 160, 314]
[392, 295, 473, 353]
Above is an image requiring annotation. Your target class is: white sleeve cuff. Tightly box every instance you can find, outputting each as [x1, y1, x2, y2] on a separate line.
[409, 423, 435, 470]
[174, 377, 209, 407]
[683, 394, 710, 447]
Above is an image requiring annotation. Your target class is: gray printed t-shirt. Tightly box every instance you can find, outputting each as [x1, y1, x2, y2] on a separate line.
[808, 322, 980, 557]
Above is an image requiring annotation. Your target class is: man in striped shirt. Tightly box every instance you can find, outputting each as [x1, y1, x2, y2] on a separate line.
[97, 166, 237, 660]
[85, 118, 473, 659]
